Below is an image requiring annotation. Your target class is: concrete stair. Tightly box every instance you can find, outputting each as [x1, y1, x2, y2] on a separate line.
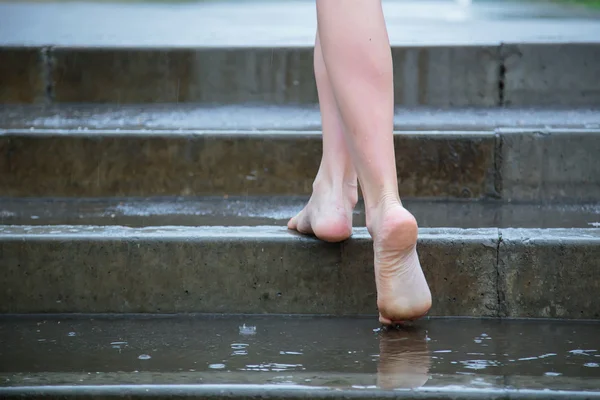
[1, 0, 600, 398]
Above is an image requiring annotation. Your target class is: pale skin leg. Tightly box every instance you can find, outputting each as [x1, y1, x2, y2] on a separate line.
[287, 33, 358, 243]
[289, 0, 432, 323]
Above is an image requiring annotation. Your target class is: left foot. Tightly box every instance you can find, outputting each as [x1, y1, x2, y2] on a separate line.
[288, 180, 357, 243]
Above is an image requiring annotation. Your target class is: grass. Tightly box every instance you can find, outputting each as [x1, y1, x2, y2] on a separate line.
[546, 0, 600, 8]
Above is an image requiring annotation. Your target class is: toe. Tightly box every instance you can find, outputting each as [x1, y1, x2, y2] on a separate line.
[287, 215, 298, 230]
[379, 314, 393, 325]
[296, 216, 314, 235]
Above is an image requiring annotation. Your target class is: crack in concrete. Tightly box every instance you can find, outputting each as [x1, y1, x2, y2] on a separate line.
[495, 228, 505, 318]
[40, 46, 55, 104]
[498, 45, 507, 107]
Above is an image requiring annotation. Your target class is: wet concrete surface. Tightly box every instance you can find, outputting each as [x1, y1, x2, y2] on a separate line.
[1, 197, 599, 229]
[1, 0, 600, 47]
[0, 127, 498, 199]
[1, 116, 600, 201]
[0, 49, 46, 104]
[1, 225, 598, 318]
[0, 315, 599, 396]
[0, 225, 501, 317]
[2, 105, 600, 131]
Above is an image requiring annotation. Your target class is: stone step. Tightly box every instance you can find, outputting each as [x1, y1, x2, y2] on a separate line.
[1, 225, 598, 318]
[1, 0, 600, 107]
[2, 44, 600, 107]
[1, 315, 599, 399]
[2, 196, 600, 229]
[1, 106, 599, 201]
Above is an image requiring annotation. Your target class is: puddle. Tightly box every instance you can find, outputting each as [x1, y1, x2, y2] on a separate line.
[0, 316, 599, 391]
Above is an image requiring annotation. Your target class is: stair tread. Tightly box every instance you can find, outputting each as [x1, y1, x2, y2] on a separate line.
[1, 223, 599, 241]
[1, 197, 600, 229]
[1, 0, 600, 47]
[2, 105, 600, 132]
[1, 315, 599, 398]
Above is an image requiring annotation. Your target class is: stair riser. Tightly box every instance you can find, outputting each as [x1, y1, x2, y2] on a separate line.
[2, 130, 599, 202]
[0, 131, 497, 198]
[2, 44, 600, 107]
[1, 227, 598, 318]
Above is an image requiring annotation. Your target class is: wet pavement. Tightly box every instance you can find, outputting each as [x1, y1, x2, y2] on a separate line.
[1, 0, 600, 47]
[2, 105, 600, 131]
[0, 315, 599, 394]
[1, 197, 599, 229]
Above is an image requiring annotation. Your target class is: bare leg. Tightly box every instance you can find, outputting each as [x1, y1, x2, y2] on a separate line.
[316, 0, 431, 323]
[288, 32, 358, 243]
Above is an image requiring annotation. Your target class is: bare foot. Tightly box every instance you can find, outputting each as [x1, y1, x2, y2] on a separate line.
[288, 180, 357, 243]
[368, 202, 432, 324]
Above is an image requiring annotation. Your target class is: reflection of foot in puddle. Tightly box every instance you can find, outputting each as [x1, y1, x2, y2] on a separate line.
[377, 326, 431, 389]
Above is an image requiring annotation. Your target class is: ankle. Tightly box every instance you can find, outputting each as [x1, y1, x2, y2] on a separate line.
[365, 190, 401, 231]
[366, 194, 416, 239]
[312, 171, 358, 207]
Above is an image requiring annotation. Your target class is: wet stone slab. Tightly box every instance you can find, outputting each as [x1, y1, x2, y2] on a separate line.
[499, 128, 600, 202]
[0, 315, 599, 399]
[2, 0, 600, 47]
[0, 226, 499, 317]
[2, 105, 600, 131]
[502, 44, 600, 107]
[1, 197, 600, 229]
[47, 46, 498, 106]
[0, 131, 496, 198]
[498, 228, 600, 320]
[51, 48, 318, 104]
[392, 46, 499, 107]
[0, 48, 46, 104]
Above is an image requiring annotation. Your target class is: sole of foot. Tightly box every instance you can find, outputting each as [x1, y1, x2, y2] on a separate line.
[370, 203, 432, 325]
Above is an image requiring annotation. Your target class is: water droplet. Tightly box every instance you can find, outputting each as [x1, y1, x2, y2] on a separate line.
[239, 324, 256, 335]
[545, 372, 562, 376]
[138, 354, 151, 360]
[584, 363, 599, 368]
[209, 363, 226, 369]
[68, 332, 76, 337]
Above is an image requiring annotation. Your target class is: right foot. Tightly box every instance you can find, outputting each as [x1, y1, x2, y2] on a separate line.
[287, 180, 357, 243]
[368, 202, 432, 324]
